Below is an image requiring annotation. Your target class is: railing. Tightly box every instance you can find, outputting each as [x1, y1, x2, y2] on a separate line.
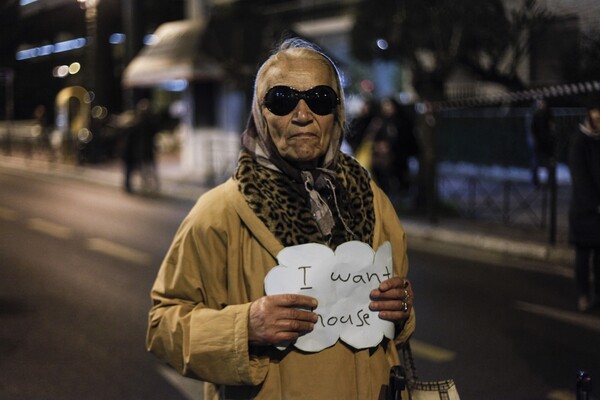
[421, 106, 584, 244]
[435, 163, 570, 244]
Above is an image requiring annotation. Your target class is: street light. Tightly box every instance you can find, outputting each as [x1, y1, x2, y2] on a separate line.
[75, 0, 101, 164]
[77, 0, 100, 102]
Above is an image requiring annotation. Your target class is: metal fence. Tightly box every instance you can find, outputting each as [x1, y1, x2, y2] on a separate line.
[424, 106, 587, 243]
[436, 106, 586, 166]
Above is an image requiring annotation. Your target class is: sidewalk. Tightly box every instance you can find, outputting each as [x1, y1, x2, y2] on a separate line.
[0, 151, 575, 275]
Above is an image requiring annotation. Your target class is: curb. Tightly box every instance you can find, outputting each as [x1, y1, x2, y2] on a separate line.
[402, 220, 574, 274]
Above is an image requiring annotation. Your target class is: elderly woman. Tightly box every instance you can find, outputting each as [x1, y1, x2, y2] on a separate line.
[147, 38, 415, 400]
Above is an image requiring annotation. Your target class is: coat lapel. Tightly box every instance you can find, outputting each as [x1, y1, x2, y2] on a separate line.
[224, 179, 285, 259]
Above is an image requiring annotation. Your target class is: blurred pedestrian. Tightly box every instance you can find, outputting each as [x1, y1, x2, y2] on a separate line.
[414, 100, 437, 222]
[33, 104, 53, 160]
[120, 106, 142, 193]
[347, 98, 378, 154]
[351, 99, 379, 172]
[146, 38, 415, 400]
[529, 98, 555, 187]
[568, 104, 600, 312]
[136, 99, 160, 193]
[121, 99, 159, 194]
[370, 97, 418, 196]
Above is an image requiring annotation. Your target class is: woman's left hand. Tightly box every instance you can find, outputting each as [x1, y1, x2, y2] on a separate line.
[369, 277, 414, 323]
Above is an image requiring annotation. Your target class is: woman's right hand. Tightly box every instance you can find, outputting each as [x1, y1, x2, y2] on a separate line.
[248, 294, 319, 346]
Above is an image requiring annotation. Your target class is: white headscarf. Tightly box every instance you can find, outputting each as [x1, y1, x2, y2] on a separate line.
[242, 38, 346, 173]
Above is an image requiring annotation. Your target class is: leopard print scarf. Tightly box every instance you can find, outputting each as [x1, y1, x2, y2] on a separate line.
[234, 149, 375, 249]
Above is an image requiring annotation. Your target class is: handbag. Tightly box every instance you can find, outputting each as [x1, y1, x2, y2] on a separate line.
[388, 342, 460, 400]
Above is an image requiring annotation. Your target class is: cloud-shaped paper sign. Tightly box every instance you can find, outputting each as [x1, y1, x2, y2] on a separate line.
[264, 240, 395, 353]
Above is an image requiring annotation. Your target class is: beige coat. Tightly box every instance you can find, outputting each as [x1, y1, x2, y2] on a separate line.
[147, 178, 415, 400]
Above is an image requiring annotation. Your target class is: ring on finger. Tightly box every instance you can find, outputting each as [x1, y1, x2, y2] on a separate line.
[401, 301, 408, 312]
[402, 289, 410, 302]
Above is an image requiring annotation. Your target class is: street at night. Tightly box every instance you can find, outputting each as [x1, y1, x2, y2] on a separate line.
[2, 1, 600, 399]
[1, 166, 599, 399]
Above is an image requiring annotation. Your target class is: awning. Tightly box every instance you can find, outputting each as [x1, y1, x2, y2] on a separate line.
[122, 19, 225, 88]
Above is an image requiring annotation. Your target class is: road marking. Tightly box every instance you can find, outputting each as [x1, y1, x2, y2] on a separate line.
[0, 206, 18, 221]
[27, 218, 73, 239]
[546, 389, 575, 400]
[157, 365, 204, 400]
[515, 301, 600, 333]
[86, 238, 151, 266]
[410, 339, 457, 363]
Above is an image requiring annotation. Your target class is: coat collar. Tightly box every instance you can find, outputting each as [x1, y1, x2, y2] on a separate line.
[223, 179, 285, 259]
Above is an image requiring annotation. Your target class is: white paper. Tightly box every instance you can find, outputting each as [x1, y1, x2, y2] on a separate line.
[264, 240, 395, 353]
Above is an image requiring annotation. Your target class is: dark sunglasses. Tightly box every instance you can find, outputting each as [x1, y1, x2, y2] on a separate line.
[263, 85, 339, 116]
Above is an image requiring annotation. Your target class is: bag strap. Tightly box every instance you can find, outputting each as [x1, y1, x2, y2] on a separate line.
[387, 365, 407, 400]
[388, 341, 418, 400]
[400, 341, 419, 383]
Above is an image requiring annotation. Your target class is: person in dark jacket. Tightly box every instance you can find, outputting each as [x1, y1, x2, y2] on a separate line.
[121, 98, 159, 193]
[370, 97, 417, 196]
[568, 105, 600, 312]
[121, 113, 142, 193]
[136, 99, 160, 193]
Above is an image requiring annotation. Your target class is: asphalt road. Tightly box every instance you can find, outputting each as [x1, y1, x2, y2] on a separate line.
[0, 168, 194, 400]
[1, 167, 599, 399]
[407, 249, 600, 399]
